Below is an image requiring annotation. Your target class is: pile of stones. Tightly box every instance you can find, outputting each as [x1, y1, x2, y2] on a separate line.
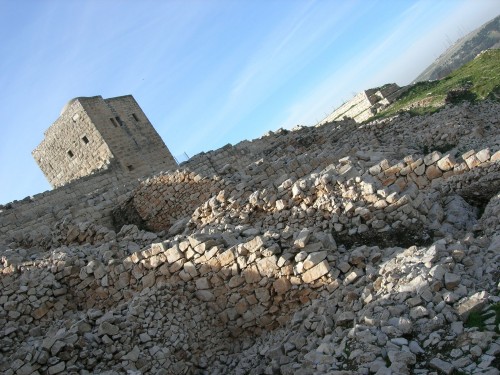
[1, 101, 499, 374]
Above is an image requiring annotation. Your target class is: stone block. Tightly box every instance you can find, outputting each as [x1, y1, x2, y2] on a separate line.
[436, 154, 456, 171]
[424, 151, 441, 165]
[302, 260, 330, 283]
[464, 154, 481, 169]
[244, 236, 265, 253]
[444, 272, 460, 290]
[303, 251, 327, 270]
[491, 150, 500, 162]
[217, 248, 236, 267]
[166, 245, 183, 264]
[425, 165, 443, 180]
[256, 256, 278, 278]
[273, 277, 291, 294]
[455, 291, 489, 320]
[414, 163, 425, 176]
[243, 265, 261, 284]
[195, 290, 215, 302]
[475, 148, 490, 162]
[294, 228, 311, 248]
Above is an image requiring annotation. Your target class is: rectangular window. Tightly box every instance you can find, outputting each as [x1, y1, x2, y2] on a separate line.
[110, 118, 118, 127]
[116, 116, 123, 126]
[132, 113, 139, 122]
[67, 150, 74, 158]
[82, 136, 89, 144]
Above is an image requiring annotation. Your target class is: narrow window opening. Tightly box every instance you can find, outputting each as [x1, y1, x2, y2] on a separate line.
[82, 136, 89, 144]
[67, 150, 74, 158]
[110, 118, 118, 127]
[127, 165, 134, 171]
[132, 113, 140, 122]
[116, 116, 123, 126]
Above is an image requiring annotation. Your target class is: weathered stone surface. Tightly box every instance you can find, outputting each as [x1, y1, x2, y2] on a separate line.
[424, 151, 442, 165]
[455, 291, 489, 320]
[302, 260, 330, 283]
[425, 165, 443, 180]
[217, 248, 236, 267]
[257, 256, 279, 277]
[303, 251, 327, 270]
[273, 277, 292, 294]
[444, 272, 460, 290]
[195, 290, 215, 302]
[294, 229, 311, 248]
[429, 358, 454, 374]
[437, 154, 456, 171]
[2, 99, 500, 375]
[99, 321, 119, 336]
[166, 245, 183, 264]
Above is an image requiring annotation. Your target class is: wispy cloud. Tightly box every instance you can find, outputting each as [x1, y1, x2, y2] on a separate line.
[176, 1, 365, 152]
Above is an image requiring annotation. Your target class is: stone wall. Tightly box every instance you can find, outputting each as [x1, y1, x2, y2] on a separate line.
[8, 101, 499, 251]
[0, 166, 133, 248]
[32, 95, 178, 188]
[115, 170, 224, 232]
[86, 95, 177, 177]
[319, 83, 402, 124]
[32, 99, 114, 188]
[320, 91, 373, 124]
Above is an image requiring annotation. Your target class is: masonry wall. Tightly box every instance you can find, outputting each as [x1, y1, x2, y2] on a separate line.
[33, 95, 178, 189]
[319, 84, 401, 124]
[32, 99, 114, 188]
[0, 166, 133, 247]
[319, 91, 373, 124]
[82, 95, 177, 178]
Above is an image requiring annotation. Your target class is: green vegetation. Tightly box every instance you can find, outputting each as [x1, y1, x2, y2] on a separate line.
[465, 302, 500, 333]
[374, 49, 500, 120]
[421, 143, 456, 156]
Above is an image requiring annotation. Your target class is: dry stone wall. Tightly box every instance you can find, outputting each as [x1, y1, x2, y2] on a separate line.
[115, 171, 225, 233]
[0, 167, 133, 249]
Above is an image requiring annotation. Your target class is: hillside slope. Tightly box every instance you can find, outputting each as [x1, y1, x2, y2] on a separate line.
[415, 15, 500, 82]
[376, 48, 500, 118]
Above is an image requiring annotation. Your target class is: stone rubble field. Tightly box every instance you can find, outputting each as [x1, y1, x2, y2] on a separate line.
[1, 101, 500, 374]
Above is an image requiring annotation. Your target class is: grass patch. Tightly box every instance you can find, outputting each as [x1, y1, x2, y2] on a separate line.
[465, 302, 500, 333]
[374, 49, 500, 119]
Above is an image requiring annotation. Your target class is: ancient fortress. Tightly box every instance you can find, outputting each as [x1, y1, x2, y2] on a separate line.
[32, 95, 177, 188]
[0, 94, 499, 374]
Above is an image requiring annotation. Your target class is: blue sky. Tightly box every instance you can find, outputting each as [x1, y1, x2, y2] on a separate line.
[0, 0, 499, 204]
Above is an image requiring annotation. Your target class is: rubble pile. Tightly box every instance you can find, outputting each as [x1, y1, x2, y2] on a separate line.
[1, 101, 499, 374]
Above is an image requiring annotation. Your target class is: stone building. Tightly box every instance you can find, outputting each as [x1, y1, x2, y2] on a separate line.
[319, 83, 403, 124]
[32, 95, 177, 188]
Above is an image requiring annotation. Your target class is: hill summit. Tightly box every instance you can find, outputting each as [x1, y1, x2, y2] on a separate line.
[415, 14, 500, 82]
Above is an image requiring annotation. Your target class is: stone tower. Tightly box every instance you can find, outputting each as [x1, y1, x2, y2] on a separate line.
[32, 95, 177, 188]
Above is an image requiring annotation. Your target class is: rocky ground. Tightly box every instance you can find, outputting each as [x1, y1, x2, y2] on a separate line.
[1, 101, 499, 374]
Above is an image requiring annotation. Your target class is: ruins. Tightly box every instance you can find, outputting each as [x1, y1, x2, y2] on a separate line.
[32, 95, 177, 188]
[0, 95, 499, 374]
[319, 83, 404, 124]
